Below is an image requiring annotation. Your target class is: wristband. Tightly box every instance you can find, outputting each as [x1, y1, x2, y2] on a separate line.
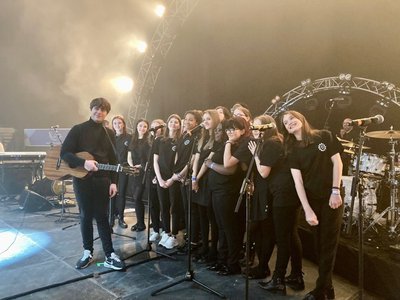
[332, 186, 340, 190]
[225, 141, 232, 145]
[210, 162, 215, 170]
[191, 176, 197, 181]
[331, 189, 340, 195]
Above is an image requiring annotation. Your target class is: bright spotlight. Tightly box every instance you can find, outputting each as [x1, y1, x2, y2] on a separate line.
[112, 76, 134, 93]
[155, 4, 166, 17]
[136, 40, 147, 53]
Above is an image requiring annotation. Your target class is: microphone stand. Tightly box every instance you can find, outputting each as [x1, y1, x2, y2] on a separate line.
[234, 135, 263, 300]
[323, 100, 336, 130]
[124, 135, 174, 261]
[151, 134, 225, 298]
[345, 126, 368, 300]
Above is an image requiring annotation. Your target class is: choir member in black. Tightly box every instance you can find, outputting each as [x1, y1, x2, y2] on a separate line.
[170, 110, 203, 246]
[147, 119, 166, 242]
[215, 105, 231, 122]
[127, 119, 150, 232]
[232, 105, 252, 124]
[61, 97, 124, 270]
[191, 109, 220, 263]
[111, 115, 131, 229]
[248, 115, 304, 295]
[280, 110, 343, 300]
[153, 114, 182, 249]
[207, 116, 251, 276]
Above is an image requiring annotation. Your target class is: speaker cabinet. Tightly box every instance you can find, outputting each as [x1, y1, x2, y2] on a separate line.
[19, 190, 53, 212]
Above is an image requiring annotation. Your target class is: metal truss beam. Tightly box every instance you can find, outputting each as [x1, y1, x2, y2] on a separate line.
[264, 76, 400, 117]
[127, 0, 199, 130]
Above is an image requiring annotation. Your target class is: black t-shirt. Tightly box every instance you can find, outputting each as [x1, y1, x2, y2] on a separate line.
[232, 136, 252, 167]
[173, 134, 197, 173]
[115, 133, 131, 164]
[153, 137, 177, 179]
[207, 142, 242, 192]
[288, 130, 343, 200]
[129, 138, 151, 178]
[259, 139, 299, 207]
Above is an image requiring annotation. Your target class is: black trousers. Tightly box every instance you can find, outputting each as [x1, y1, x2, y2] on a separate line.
[114, 172, 129, 219]
[157, 181, 182, 235]
[149, 179, 162, 233]
[73, 176, 114, 257]
[309, 197, 343, 292]
[212, 189, 244, 271]
[273, 205, 303, 279]
[132, 173, 146, 227]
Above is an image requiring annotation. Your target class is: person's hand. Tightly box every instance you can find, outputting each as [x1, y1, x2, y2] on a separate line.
[109, 183, 117, 197]
[192, 180, 199, 192]
[204, 158, 212, 168]
[158, 178, 168, 189]
[84, 160, 98, 171]
[248, 140, 257, 155]
[305, 209, 319, 226]
[329, 194, 343, 209]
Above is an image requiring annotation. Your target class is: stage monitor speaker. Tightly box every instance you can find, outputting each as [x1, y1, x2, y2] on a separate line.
[19, 190, 53, 212]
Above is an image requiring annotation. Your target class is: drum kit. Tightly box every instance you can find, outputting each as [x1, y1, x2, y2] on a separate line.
[339, 127, 400, 240]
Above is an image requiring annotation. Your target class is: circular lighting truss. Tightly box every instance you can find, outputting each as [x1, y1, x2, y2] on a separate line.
[127, 0, 199, 130]
[264, 74, 400, 117]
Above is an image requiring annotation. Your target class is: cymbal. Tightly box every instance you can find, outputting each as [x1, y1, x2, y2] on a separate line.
[366, 130, 400, 139]
[341, 142, 371, 150]
[343, 149, 354, 155]
[337, 136, 351, 144]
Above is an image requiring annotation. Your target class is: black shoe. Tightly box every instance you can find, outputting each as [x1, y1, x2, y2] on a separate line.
[303, 290, 326, 300]
[258, 278, 286, 295]
[207, 263, 225, 272]
[326, 286, 335, 300]
[118, 218, 128, 229]
[76, 250, 93, 269]
[285, 272, 305, 291]
[136, 225, 146, 232]
[217, 265, 241, 276]
[131, 223, 138, 231]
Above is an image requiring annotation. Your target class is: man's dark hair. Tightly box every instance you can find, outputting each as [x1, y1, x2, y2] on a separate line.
[90, 98, 111, 113]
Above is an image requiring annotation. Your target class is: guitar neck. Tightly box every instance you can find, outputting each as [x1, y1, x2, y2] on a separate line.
[97, 163, 122, 173]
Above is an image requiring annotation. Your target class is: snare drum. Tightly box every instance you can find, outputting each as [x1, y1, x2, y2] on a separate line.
[353, 153, 387, 177]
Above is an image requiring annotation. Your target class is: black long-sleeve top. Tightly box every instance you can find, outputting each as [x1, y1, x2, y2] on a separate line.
[60, 118, 118, 184]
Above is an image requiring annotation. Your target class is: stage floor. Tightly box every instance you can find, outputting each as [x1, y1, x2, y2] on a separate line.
[0, 196, 383, 300]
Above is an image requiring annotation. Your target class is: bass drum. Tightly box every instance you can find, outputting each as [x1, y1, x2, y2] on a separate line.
[29, 178, 64, 197]
[353, 153, 387, 177]
[342, 175, 379, 218]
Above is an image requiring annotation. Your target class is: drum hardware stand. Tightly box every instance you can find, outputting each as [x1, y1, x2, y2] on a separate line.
[151, 134, 225, 299]
[364, 138, 400, 238]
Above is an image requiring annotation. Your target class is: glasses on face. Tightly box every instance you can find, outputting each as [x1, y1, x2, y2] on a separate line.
[234, 113, 245, 118]
[225, 128, 238, 133]
[214, 128, 223, 133]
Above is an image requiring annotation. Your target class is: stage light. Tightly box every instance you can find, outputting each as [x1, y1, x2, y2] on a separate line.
[339, 73, 352, 81]
[111, 76, 134, 93]
[136, 40, 147, 53]
[301, 78, 311, 87]
[155, 4, 166, 17]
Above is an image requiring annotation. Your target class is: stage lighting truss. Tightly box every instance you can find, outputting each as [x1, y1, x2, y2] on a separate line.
[127, 0, 200, 130]
[264, 75, 400, 117]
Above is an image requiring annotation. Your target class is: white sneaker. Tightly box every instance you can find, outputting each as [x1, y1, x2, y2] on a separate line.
[149, 231, 160, 242]
[164, 236, 179, 249]
[158, 233, 170, 247]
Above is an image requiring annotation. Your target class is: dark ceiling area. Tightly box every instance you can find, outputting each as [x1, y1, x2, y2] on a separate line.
[1, 0, 400, 150]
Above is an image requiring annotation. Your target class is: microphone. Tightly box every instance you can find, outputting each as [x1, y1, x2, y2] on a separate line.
[347, 115, 385, 126]
[249, 123, 276, 131]
[149, 124, 166, 132]
[329, 97, 345, 102]
[187, 123, 204, 136]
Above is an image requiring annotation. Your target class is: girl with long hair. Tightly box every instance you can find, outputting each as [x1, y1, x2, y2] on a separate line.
[280, 110, 343, 300]
[127, 118, 150, 232]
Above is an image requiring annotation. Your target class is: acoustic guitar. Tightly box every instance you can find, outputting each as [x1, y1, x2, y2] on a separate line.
[44, 145, 138, 180]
